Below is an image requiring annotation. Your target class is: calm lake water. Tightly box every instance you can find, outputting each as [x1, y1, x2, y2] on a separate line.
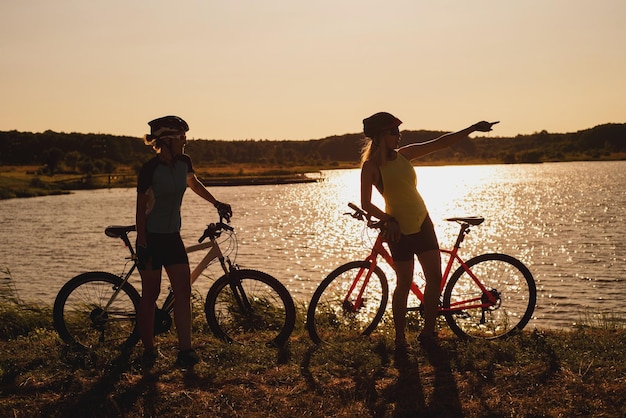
[1, 161, 625, 330]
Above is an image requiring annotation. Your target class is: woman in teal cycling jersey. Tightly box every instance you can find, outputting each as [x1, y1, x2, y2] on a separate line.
[360, 112, 497, 350]
[136, 115, 231, 368]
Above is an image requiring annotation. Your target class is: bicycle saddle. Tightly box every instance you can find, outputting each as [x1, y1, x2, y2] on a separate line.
[444, 216, 485, 226]
[105, 225, 136, 238]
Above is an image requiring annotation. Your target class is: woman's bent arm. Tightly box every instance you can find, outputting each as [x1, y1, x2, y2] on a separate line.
[360, 160, 391, 221]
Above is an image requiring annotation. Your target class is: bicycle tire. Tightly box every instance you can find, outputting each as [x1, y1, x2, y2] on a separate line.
[204, 269, 296, 347]
[442, 253, 536, 340]
[306, 260, 389, 344]
[53, 271, 141, 351]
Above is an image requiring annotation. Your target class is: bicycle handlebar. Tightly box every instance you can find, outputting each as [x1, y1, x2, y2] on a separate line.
[347, 202, 367, 219]
[198, 221, 234, 243]
[345, 203, 483, 233]
[344, 202, 485, 254]
[345, 203, 386, 230]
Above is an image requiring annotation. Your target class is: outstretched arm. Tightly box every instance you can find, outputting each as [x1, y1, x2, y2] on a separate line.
[399, 121, 498, 161]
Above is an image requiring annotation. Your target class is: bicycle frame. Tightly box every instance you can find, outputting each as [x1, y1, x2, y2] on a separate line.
[56, 218, 297, 350]
[345, 221, 499, 315]
[162, 225, 236, 313]
[187, 241, 226, 284]
[105, 223, 236, 314]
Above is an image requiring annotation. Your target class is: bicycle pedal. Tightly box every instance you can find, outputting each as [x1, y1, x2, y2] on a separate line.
[154, 308, 172, 334]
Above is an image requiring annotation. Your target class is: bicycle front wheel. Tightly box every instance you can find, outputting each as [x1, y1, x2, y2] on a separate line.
[306, 261, 389, 344]
[53, 271, 140, 351]
[443, 253, 536, 340]
[205, 269, 296, 347]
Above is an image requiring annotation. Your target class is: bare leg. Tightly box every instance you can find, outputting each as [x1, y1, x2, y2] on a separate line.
[165, 263, 193, 351]
[138, 268, 162, 351]
[392, 259, 414, 345]
[417, 249, 443, 337]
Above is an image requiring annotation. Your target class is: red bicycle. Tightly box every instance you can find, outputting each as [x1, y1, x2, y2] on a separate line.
[306, 203, 536, 343]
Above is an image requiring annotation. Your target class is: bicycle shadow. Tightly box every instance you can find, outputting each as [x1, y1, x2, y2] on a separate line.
[300, 340, 391, 415]
[300, 344, 319, 391]
[300, 340, 463, 417]
[45, 346, 156, 417]
[45, 338, 290, 417]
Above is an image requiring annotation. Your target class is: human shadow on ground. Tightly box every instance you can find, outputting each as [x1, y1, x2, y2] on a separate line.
[301, 340, 463, 417]
[420, 340, 463, 417]
[388, 348, 428, 416]
[385, 341, 463, 417]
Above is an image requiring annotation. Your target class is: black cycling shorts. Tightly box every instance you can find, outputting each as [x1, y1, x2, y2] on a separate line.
[388, 215, 440, 262]
[138, 232, 189, 270]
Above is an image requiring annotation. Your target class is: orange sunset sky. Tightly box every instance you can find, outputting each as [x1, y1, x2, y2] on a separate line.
[1, 1, 625, 140]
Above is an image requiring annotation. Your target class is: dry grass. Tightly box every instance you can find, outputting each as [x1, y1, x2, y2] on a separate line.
[0, 163, 354, 199]
[1, 293, 625, 418]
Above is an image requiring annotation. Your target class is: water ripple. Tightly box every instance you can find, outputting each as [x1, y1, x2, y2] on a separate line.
[1, 161, 625, 330]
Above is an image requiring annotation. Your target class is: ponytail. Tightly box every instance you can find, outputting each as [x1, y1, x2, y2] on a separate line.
[143, 134, 163, 151]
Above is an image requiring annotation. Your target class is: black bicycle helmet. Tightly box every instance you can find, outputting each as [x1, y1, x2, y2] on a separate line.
[363, 112, 402, 138]
[148, 115, 189, 138]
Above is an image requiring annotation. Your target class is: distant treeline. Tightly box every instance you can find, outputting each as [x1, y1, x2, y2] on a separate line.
[1, 123, 625, 174]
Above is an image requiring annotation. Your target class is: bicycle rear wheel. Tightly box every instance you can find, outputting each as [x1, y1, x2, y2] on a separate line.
[204, 269, 296, 347]
[306, 261, 389, 344]
[442, 253, 536, 339]
[53, 271, 140, 351]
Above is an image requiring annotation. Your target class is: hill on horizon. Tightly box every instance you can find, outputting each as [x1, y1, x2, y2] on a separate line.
[1, 122, 625, 170]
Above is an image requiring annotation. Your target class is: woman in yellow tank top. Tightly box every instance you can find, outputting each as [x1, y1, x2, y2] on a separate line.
[360, 112, 498, 349]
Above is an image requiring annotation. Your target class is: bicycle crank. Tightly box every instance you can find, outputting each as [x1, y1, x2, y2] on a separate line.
[480, 289, 502, 324]
[154, 308, 172, 334]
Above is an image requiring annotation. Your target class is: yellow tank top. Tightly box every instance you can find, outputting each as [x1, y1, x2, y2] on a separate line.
[379, 153, 428, 234]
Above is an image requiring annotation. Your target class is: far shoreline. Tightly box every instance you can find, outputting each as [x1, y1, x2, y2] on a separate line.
[2, 158, 625, 200]
[0, 164, 335, 200]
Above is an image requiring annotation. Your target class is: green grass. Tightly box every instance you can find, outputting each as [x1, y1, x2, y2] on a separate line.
[1, 272, 625, 417]
[0, 174, 68, 199]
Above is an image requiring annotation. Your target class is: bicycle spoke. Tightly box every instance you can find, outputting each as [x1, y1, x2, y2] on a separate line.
[53, 272, 140, 352]
[443, 253, 536, 339]
[205, 270, 295, 347]
[307, 261, 388, 344]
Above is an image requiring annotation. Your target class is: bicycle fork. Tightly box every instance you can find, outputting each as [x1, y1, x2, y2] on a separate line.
[221, 257, 256, 314]
[343, 258, 378, 312]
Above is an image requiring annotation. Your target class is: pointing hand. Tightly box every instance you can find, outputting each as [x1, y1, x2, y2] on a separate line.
[474, 121, 499, 132]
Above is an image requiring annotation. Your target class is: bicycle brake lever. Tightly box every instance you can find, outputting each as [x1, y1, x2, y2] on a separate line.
[217, 222, 234, 232]
[369, 220, 385, 230]
[199, 223, 218, 243]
